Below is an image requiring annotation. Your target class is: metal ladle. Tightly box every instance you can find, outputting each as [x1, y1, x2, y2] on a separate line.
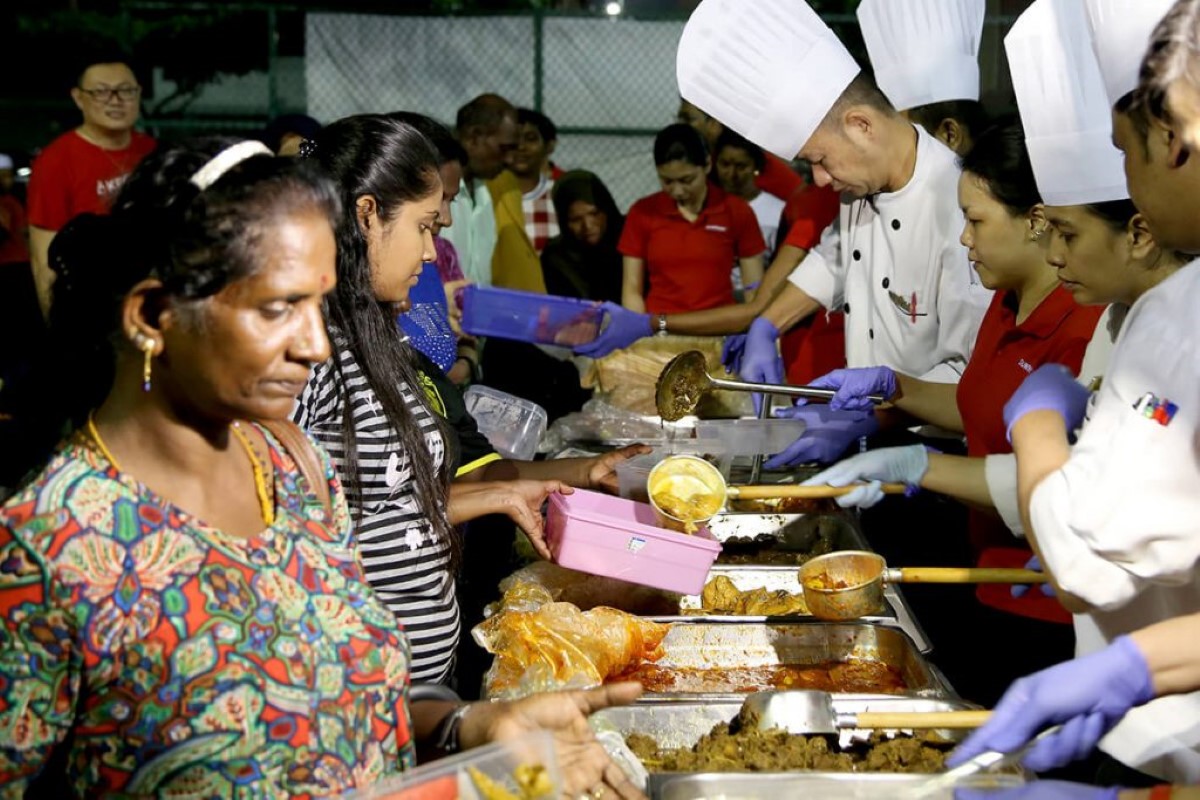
[654, 350, 887, 422]
[646, 455, 908, 532]
[798, 551, 1049, 621]
[742, 690, 992, 735]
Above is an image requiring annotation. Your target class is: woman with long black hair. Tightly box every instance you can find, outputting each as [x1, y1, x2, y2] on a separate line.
[295, 115, 576, 685]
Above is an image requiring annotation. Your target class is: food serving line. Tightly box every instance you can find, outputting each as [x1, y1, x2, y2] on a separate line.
[460, 350, 1047, 798]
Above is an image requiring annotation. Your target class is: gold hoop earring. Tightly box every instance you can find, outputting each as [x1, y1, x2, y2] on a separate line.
[141, 339, 155, 392]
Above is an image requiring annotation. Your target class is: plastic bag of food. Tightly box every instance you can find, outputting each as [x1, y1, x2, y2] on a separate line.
[495, 562, 682, 617]
[474, 581, 671, 699]
[582, 335, 751, 417]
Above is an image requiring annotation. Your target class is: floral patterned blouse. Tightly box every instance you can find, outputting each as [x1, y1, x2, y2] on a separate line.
[0, 425, 416, 798]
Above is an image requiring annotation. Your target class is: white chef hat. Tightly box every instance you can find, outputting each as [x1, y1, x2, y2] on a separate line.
[676, 0, 860, 161]
[1006, 0, 1128, 206]
[857, 0, 986, 112]
[1083, 0, 1174, 107]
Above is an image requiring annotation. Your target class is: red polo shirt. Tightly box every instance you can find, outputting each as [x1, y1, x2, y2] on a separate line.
[778, 182, 844, 384]
[756, 153, 805, 201]
[620, 184, 766, 314]
[957, 285, 1104, 623]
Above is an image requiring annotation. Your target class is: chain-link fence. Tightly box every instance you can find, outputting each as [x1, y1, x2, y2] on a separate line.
[33, 4, 1022, 211]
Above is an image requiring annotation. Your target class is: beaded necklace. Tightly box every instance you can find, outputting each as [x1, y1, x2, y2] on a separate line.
[86, 413, 275, 527]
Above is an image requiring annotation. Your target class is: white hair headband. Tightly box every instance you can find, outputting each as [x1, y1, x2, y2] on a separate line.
[189, 141, 273, 190]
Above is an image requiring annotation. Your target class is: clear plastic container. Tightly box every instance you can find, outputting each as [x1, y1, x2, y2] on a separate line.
[464, 385, 548, 461]
[694, 417, 811, 456]
[343, 730, 561, 800]
[546, 489, 722, 595]
[460, 285, 603, 346]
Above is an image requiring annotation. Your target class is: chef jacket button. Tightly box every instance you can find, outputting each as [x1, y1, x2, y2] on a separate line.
[882, 277, 890, 289]
[852, 250, 862, 261]
[843, 303, 851, 314]
[869, 328, 875, 339]
[891, 219, 901, 230]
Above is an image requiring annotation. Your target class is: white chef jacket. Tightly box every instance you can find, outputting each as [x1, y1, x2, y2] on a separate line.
[1027, 262, 1200, 782]
[984, 303, 1127, 536]
[789, 125, 992, 382]
[441, 178, 495, 287]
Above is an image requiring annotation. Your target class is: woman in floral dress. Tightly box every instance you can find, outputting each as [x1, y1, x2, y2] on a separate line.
[0, 139, 643, 800]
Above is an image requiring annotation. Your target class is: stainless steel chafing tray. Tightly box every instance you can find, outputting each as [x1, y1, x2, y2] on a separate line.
[591, 698, 1027, 799]
[633, 622, 950, 700]
[596, 696, 982, 750]
[662, 567, 932, 654]
[707, 511, 868, 563]
[652, 772, 1024, 800]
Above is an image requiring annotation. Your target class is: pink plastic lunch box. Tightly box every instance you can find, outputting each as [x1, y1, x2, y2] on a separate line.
[545, 489, 722, 595]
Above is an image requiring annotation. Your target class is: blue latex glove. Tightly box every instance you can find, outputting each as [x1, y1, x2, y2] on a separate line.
[573, 302, 652, 359]
[737, 317, 784, 415]
[1002, 364, 1090, 442]
[802, 367, 898, 412]
[955, 782, 1120, 800]
[800, 445, 927, 508]
[721, 334, 747, 373]
[947, 635, 1155, 772]
[764, 405, 879, 468]
[1011, 554, 1057, 598]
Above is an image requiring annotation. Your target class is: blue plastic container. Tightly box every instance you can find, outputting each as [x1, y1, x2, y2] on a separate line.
[460, 285, 603, 346]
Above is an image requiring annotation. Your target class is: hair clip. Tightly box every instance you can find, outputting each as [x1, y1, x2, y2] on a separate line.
[297, 138, 319, 159]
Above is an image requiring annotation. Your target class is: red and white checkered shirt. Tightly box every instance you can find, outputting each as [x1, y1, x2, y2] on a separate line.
[522, 174, 559, 255]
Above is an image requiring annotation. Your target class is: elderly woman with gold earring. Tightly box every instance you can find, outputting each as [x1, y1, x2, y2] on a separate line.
[0, 138, 645, 799]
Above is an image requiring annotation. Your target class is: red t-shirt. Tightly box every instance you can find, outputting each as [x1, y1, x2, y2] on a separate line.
[781, 182, 841, 251]
[620, 184, 766, 314]
[27, 130, 156, 231]
[956, 286, 1104, 623]
[0, 195, 29, 265]
[755, 153, 804, 202]
[776, 182, 844, 383]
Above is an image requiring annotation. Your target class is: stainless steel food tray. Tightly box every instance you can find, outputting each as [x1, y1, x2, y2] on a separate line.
[597, 696, 983, 750]
[592, 698, 1026, 798]
[635, 622, 950, 700]
[708, 511, 870, 560]
[652, 772, 1024, 800]
[661, 568, 932, 654]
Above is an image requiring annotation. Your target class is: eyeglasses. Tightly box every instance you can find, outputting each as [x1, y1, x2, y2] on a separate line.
[78, 85, 141, 103]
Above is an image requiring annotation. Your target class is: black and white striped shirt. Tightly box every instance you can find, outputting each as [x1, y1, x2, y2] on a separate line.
[294, 337, 459, 684]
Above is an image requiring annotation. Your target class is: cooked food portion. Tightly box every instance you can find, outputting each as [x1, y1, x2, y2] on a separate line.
[612, 659, 906, 694]
[714, 514, 841, 565]
[694, 574, 810, 616]
[467, 764, 555, 800]
[650, 471, 723, 532]
[626, 724, 952, 774]
[804, 571, 855, 591]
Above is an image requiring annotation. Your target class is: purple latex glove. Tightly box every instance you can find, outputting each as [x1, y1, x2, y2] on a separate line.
[721, 334, 747, 373]
[739, 317, 783, 385]
[955, 782, 1120, 800]
[1011, 554, 1057, 599]
[802, 366, 898, 412]
[800, 445, 927, 508]
[1002, 364, 1090, 443]
[947, 635, 1155, 773]
[763, 405, 879, 468]
[573, 301, 652, 359]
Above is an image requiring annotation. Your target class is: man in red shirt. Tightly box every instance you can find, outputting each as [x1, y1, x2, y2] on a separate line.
[27, 54, 156, 318]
